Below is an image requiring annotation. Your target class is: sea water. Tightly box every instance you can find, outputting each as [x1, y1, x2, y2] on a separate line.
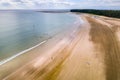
[0, 10, 77, 61]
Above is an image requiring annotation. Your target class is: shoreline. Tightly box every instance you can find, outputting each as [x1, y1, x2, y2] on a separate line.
[0, 13, 82, 79]
[0, 40, 46, 66]
[1, 13, 120, 80]
[0, 12, 79, 66]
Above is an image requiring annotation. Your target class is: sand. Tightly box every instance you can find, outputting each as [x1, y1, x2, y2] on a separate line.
[0, 13, 120, 80]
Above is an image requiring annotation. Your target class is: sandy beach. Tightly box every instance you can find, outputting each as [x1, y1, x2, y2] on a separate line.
[0, 13, 120, 80]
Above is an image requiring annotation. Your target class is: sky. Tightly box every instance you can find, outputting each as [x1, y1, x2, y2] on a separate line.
[0, 0, 120, 10]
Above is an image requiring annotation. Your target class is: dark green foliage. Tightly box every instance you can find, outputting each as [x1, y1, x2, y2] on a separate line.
[70, 9, 120, 18]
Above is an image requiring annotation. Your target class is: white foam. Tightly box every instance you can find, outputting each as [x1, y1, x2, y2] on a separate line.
[0, 40, 46, 66]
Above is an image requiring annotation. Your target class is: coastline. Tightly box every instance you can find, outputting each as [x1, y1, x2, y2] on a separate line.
[0, 12, 78, 65]
[0, 40, 46, 66]
[1, 13, 120, 80]
[0, 13, 82, 79]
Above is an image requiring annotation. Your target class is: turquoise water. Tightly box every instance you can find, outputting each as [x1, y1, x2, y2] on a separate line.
[0, 10, 77, 61]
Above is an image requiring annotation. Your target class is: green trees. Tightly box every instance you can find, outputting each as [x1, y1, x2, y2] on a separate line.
[71, 9, 120, 18]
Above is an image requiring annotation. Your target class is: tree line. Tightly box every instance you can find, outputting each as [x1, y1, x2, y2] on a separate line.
[70, 9, 120, 18]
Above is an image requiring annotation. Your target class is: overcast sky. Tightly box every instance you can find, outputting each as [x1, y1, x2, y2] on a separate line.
[0, 0, 120, 9]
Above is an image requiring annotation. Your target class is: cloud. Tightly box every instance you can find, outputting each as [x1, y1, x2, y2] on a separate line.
[0, 0, 120, 9]
[0, 0, 75, 9]
[12, 0, 22, 2]
[69, 0, 120, 9]
[1, 2, 11, 6]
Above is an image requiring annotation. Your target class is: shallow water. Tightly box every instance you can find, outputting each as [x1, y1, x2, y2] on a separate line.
[0, 10, 77, 61]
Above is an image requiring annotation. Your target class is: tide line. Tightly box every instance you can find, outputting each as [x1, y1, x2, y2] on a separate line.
[0, 40, 47, 66]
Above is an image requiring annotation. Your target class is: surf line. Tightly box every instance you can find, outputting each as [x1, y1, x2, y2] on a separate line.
[0, 40, 47, 66]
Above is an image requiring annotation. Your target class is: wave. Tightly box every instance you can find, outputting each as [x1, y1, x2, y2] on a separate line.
[0, 40, 46, 66]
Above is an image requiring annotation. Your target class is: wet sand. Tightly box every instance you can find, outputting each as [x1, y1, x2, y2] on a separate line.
[0, 13, 120, 80]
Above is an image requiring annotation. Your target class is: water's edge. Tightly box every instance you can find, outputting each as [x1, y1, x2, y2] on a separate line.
[0, 12, 79, 66]
[0, 40, 46, 65]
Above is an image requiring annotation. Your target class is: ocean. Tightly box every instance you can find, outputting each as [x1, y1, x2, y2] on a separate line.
[0, 10, 77, 62]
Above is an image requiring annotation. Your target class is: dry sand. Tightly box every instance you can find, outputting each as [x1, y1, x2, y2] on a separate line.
[0, 13, 120, 80]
